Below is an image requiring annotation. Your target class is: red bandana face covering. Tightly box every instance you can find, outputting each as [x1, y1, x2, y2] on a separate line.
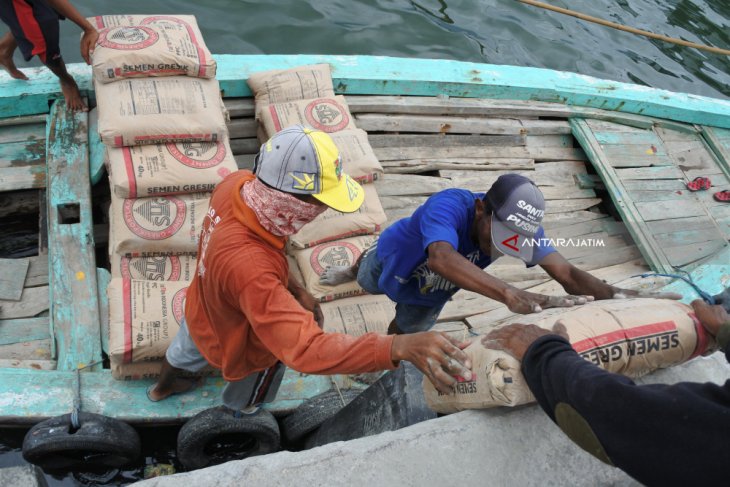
[241, 179, 327, 237]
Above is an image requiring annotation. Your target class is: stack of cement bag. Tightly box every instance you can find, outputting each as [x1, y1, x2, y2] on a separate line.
[423, 298, 718, 412]
[90, 15, 236, 379]
[248, 64, 395, 336]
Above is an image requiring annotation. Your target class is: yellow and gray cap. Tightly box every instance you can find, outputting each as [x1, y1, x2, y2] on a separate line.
[254, 125, 364, 213]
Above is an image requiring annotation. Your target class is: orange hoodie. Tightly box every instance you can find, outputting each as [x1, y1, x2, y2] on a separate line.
[184, 170, 396, 381]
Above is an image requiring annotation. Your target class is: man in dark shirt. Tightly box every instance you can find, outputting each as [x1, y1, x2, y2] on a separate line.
[482, 297, 730, 485]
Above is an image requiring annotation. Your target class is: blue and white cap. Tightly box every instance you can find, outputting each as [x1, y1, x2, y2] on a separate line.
[486, 174, 545, 263]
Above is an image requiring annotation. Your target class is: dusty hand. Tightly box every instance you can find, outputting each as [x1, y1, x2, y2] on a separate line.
[291, 287, 324, 328]
[504, 288, 592, 314]
[691, 299, 729, 337]
[482, 322, 569, 361]
[611, 287, 682, 300]
[80, 28, 98, 65]
[391, 332, 472, 394]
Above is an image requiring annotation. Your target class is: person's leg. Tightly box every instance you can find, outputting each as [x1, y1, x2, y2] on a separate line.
[390, 301, 447, 335]
[220, 362, 286, 415]
[148, 317, 209, 402]
[0, 31, 28, 80]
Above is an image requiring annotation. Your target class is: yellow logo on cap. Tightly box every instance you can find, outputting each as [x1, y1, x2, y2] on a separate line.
[346, 177, 360, 202]
[291, 172, 315, 191]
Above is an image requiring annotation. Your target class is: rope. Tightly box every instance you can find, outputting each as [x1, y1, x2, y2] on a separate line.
[515, 0, 730, 56]
[632, 271, 716, 304]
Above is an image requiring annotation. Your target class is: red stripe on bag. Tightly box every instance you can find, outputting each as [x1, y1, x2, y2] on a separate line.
[572, 321, 677, 353]
[12, 0, 47, 62]
[122, 147, 137, 198]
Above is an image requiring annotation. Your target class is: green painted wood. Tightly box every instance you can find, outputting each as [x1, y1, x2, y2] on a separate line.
[0, 258, 29, 301]
[662, 246, 730, 303]
[0, 123, 45, 144]
[2, 56, 730, 128]
[96, 267, 111, 355]
[88, 109, 105, 186]
[0, 139, 46, 167]
[570, 118, 672, 273]
[46, 100, 102, 371]
[0, 164, 46, 191]
[613, 166, 684, 180]
[0, 367, 348, 424]
[702, 127, 730, 182]
[0, 317, 49, 346]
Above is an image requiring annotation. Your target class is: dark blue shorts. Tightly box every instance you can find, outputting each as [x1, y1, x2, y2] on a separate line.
[0, 0, 61, 63]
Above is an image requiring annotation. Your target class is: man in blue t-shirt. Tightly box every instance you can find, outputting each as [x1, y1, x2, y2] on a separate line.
[321, 174, 677, 335]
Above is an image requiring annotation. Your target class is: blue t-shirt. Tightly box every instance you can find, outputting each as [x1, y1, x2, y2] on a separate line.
[375, 189, 556, 307]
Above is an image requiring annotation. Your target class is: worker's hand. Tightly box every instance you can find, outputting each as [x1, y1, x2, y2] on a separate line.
[611, 287, 682, 300]
[504, 288, 592, 314]
[482, 322, 569, 361]
[290, 286, 324, 328]
[80, 27, 98, 65]
[691, 299, 729, 338]
[391, 332, 472, 394]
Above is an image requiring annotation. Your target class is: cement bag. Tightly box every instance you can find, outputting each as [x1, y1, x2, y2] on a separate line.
[289, 184, 386, 249]
[247, 64, 335, 106]
[95, 76, 228, 147]
[89, 15, 216, 83]
[424, 298, 715, 413]
[293, 235, 376, 302]
[330, 130, 384, 183]
[109, 192, 209, 255]
[107, 139, 237, 198]
[110, 252, 197, 281]
[108, 278, 188, 363]
[321, 295, 395, 336]
[258, 96, 356, 137]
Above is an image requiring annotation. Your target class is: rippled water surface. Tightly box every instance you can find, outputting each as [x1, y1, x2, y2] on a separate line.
[39, 0, 729, 98]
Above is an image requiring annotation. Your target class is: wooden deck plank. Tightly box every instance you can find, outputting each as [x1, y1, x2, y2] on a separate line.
[701, 126, 730, 179]
[383, 158, 533, 173]
[634, 199, 707, 222]
[227, 118, 257, 139]
[646, 216, 717, 235]
[448, 175, 596, 199]
[0, 122, 45, 144]
[613, 166, 684, 180]
[0, 338, 52, 361]
[0, 164, 46, 191]
[45, 101, 102, 371]
[23, 255, 48, 288]
[664, 240, 728, 268]
[0, 139, 46, 167]
[222, 98, 255, 118]
[229, 137, 260, 155]
[372, 145, 585, 162]
[0, 317, 49, 346]
[88, 108, 105, 186]
[600, 144, 674, 167]
[366, 133, 525, 148]
[0, 258, 29, 301]
[355, 113, 572, 135]
[374, 174, 453, 196]
[0, 285, 48, 319]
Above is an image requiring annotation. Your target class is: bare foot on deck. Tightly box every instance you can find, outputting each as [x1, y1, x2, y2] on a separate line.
[59, 76, 87, 111]
[147, 377, 202, 402]
[0, 32, 28, 80]
[319, 265, 357, 285]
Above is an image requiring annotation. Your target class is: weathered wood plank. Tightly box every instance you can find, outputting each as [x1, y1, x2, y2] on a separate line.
[621, 179, 686, 191]
[374, 174, 453, 196]
[97, 267, 111, 355]
[0, 114, 47, 128]
[380, 195, 428, 210]
[545, 198, 601, 213]
[367, 133, 525, 148]
[88, 108, 106, 185]
[0, 258, 29, 301]
[23, 255, 48, 288]
[229, 137, 261, 155]
[0, 285, 48, 319]
[223, 98, 255, 118]
[0, 139, 46, 167]
[701, 126, 730, 179]
[372, 145, 585, 162]
[525, 134, 573, 148]
[227, 118, 257, 139]
[0, 338, 52, 361]
[634, 199, 706, 222]
[0, 122, 45, 144]
[234, 153, 256, 170]
[664, 240, 728, 267]
[46, 101, 102, 371]
[646, 216, 717, 235]
[601, 144, 674, 167]
[0, 317, 49, 345]
[613, 166, 684, 180]
[0, 164, 46, 191]
[0, 358, 56, 370]
[448, 176, 596, 200]
[383, 158, 534, 173]
[355, 113, 572, 135]
[542, 210, 609, 226]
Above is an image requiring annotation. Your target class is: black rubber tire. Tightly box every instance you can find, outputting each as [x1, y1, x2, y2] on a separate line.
[22, 412, 141, 471]
[177, 406, 280, 471]
[280, 389, 361, 444]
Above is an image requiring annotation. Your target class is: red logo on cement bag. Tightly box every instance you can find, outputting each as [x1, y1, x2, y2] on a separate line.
[123, 196, 186, 240]
[166, 141, 227, 169]
[310, 241, 360, 275]
[120, 255, 182, 281]
[304, 99, 350, 133]
[172, 287, 188, 325]
[98, 26, 159, 50]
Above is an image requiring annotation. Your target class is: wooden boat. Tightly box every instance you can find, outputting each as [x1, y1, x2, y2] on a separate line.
[0, 55, 729, 431]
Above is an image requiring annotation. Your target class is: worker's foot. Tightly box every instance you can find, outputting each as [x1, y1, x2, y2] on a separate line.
[59, 76, 87, 112]
[147, 377, 202, 402]
[0, 33, 28, 80]
[319, 265, 357, 285]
